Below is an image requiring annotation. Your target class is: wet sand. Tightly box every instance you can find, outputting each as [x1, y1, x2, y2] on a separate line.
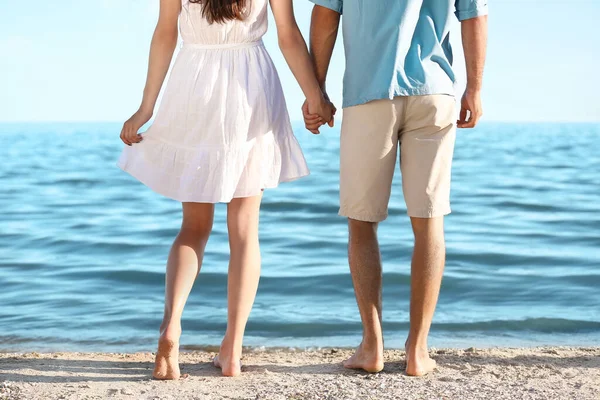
[1, 347, 599, 399]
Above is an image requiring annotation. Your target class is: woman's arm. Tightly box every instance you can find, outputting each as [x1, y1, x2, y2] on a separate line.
[121, 0, 181, 146]
[269, 0, 334, 126]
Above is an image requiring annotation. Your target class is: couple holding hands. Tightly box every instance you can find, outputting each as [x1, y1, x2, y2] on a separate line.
[118, 0, 488, 379]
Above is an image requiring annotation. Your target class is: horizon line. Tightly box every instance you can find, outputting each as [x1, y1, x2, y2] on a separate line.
[1, 120, 599, 125]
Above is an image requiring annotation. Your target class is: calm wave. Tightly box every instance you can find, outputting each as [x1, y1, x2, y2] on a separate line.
[0, 122, 599, 352]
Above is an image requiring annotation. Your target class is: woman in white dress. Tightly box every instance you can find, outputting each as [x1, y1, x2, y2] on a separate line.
[118, 0, 334, 379]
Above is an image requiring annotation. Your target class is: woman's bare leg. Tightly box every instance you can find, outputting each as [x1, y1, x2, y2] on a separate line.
[153, 202, 214, 380]
[214, 194, 262, 377]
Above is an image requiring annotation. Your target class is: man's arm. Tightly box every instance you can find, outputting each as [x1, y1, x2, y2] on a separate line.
[303, 5, 341, 134]
[458, 15, 488, 128]
[310, 5, 341, 90]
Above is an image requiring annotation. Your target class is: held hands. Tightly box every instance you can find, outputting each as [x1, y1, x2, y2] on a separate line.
[457, 89, 483, 129]
[302, 92, 336, 135]
[120, 108, 153, 146]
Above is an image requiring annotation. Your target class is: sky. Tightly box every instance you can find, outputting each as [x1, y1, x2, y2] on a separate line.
[0, 0, 599, 123]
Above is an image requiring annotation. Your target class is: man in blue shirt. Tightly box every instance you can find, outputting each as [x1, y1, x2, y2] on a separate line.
[303, 0, 488, 376]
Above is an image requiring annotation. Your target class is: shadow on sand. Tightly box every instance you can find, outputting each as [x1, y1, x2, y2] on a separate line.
[1, 349, 598, 384]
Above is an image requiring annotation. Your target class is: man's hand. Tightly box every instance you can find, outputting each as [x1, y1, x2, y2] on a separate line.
[302, 96, 336, 134]
[457, 89, 482, 129]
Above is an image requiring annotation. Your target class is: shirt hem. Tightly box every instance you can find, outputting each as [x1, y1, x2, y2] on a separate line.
[342, 86, 456, 109]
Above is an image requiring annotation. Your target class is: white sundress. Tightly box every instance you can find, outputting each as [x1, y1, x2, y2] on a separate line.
[118, 0, 309, 203]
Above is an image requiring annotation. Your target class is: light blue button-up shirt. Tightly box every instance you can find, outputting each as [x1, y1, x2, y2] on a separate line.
[309, 0, 489, 108]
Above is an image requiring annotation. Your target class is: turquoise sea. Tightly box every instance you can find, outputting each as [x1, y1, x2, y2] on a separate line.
[0, 122, 599, 352]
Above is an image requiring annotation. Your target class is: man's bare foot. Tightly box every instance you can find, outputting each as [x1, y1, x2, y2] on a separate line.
[343, 342, 384, 373]
[405, 339, 436, 377]
[213, 354, 242, 377]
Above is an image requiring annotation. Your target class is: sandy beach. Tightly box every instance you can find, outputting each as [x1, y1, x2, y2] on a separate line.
[1, 347, 598, 399]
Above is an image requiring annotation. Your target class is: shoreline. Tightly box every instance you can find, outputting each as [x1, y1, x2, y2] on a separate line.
[2, 346, 599, 400]
[4, 329, 600, 354]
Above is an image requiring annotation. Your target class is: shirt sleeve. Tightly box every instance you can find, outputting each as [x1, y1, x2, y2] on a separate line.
[455, 0, 488, 21]
[309, 0, 343, 14]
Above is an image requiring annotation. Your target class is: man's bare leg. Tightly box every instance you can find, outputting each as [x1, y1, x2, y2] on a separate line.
[405, 216, 445, 376]
[343, 218, 385, 373]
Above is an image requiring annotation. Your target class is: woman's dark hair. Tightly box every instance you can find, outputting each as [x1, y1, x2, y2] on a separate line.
[189, 0, 247, 24]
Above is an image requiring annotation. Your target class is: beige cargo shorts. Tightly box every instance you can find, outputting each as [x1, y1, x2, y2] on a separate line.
[339, 94, 457, 222]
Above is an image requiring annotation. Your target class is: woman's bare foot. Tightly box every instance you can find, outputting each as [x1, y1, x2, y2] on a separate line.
[153, 325, 186, 380]
[343, 342, 384, 373]
[213, 353, 242, 377]
[405, 338, 437, 377]
[213, 336, 242, 377]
